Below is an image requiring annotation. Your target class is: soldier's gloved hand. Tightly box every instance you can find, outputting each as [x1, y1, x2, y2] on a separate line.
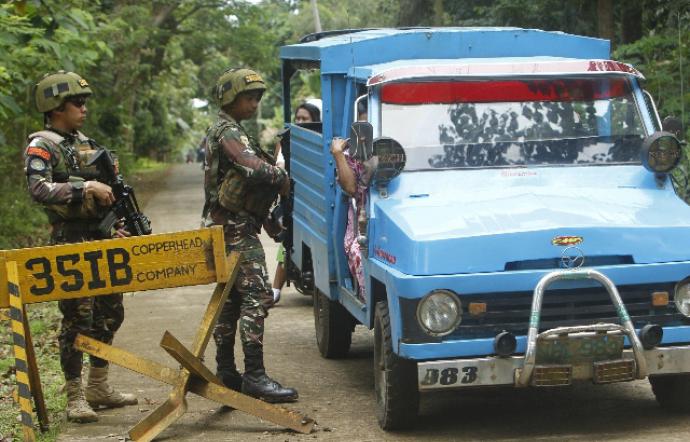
[112, 220, 131, 238]
[263, 217, 284, 242]
[85, 181, 115, 206]
[113, 227, 131, 238]
[269, 204, 284, 230]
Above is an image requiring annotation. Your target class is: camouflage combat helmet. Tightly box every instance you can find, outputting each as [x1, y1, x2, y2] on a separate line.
[215, 68, 266, 108]
[35, 71, 92, 113]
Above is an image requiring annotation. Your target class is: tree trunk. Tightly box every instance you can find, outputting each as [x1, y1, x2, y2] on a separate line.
[397, 0, 432, 26]
[310, 0, 322, 33]
[597, 0, 615, 43]
[621, 1, 642, 44]
[433, 0, 445, 26]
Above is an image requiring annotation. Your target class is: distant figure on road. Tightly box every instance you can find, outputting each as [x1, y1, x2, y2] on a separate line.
[202, 68, 298, 403]
[196, 138, 206, 163]
[24, 71, 137, 423]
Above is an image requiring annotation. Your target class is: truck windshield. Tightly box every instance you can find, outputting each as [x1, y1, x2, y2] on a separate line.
[380, 77, 646, 170]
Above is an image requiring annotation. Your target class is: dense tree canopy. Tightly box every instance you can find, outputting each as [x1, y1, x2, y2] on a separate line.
[0, 0, 688, 248]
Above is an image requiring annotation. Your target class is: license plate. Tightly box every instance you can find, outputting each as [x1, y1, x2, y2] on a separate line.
[536, 333, 624, 365]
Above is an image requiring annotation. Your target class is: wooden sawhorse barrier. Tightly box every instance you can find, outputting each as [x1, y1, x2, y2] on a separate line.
[1, 227, 314, 441]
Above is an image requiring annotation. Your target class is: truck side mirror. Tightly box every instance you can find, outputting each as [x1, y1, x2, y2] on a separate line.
[349, 122, 373, 161]
[641, 131, 682, 174]
[372, 137, 406, 184]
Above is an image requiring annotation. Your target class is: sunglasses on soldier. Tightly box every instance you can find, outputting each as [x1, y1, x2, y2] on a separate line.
[66, 96, 88, 108]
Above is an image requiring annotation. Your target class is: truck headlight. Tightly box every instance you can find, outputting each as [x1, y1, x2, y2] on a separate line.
[416, 290, 462, 336]
[675, 278, 690, 317]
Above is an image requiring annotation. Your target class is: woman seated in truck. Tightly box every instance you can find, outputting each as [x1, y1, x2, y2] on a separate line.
[330, 100, 375, 302]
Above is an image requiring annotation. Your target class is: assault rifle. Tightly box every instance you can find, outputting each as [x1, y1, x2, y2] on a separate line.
[87, 149, 152, 237]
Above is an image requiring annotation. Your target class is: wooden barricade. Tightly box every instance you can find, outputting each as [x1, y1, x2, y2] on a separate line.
[1, 226, 313, 441]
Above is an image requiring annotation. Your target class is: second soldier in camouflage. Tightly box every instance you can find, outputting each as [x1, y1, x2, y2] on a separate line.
[203, 68, 297, 403]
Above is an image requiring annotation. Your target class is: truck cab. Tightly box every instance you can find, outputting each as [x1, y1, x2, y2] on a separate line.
[279, 28, 688, 430]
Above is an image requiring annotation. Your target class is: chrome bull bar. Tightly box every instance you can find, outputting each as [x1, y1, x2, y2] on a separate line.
[515, 269, 648, 387]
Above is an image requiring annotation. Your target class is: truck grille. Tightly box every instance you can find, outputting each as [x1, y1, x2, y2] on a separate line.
[400, 282, 688, 343]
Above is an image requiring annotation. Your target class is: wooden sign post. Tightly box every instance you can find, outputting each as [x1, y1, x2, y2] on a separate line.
[0, 227, 230, 308]
[1, 226, 313, 441]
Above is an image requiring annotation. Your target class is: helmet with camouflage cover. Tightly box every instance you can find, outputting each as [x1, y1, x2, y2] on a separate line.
[35, 71, 93, 113]
[215, 68, 266, 108]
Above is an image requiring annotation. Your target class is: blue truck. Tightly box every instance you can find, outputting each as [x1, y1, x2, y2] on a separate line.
[278, 28, 688, 429]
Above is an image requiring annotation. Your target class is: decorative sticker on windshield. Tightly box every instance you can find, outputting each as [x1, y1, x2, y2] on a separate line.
[552, 236, 584, 246]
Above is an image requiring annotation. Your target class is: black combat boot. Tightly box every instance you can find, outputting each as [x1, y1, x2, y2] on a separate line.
[218, 369, 243, 392]
[216, 343, 243, 391]
[241, 345, 298, 403]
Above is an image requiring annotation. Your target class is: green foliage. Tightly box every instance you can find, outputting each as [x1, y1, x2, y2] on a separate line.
[1, 303, 65, 442]
[0, 0, 688, 243]
[0, 142, 50, 250]
[0, 1, 289, 249]
[0, 1, 113, 250]
[614, 7, 690, 142]
[0, 2, 688, 437]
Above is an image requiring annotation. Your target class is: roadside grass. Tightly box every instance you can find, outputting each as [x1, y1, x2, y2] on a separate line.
[0, 162, 171, 441]
[131, 157, 170, 173]
[0, 303, 65, 442]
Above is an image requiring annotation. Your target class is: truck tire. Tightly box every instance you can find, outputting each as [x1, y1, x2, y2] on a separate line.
[313, 289, 353, 358]
[374, 301, 419, 430]
[650, 374, 690, 411]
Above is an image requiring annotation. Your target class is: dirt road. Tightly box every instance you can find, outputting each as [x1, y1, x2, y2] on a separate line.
[59, 164, 690, 441]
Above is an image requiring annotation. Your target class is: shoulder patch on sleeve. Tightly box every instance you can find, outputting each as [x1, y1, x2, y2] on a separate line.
[26, 146, 51, 161]
[28, 157, 47, 173]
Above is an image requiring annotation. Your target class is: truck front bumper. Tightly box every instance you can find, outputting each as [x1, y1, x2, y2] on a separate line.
[418, 269, 690, 391]
[418, 344, 690, 390]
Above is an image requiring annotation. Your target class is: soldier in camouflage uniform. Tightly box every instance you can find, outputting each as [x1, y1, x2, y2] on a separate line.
[24, 71, 137, 423]
[203, 68, 297, 403]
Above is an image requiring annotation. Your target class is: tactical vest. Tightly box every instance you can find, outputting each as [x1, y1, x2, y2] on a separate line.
[243, 148, 281, 219]
[204, 119, 281, 221]
[204, 119, 244, 216]
[27, 130, 107, 222]
[28, 130, 101, 180]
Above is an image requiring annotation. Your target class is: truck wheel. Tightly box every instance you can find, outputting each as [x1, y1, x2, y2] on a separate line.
[374, 302, 419, 430]
[650, 374, 690, 411]
[313, 289, 353, 358]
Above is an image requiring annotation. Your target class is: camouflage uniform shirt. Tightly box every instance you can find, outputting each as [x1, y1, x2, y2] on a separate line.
[24, 127, 124, 380]
[206, 111, 287, 364]
[24, 127, 108, 228]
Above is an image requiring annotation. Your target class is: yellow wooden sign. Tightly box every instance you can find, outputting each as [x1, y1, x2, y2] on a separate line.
[0, 227, 228, 308]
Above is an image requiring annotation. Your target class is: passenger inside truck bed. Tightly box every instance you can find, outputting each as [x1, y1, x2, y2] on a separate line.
[271, 100, 322, 304]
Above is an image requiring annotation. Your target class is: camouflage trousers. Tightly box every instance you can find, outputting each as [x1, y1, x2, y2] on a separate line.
[52, 225, 125, 380]
[213, 225, 274, 374]
[58, 294, 124, 380]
